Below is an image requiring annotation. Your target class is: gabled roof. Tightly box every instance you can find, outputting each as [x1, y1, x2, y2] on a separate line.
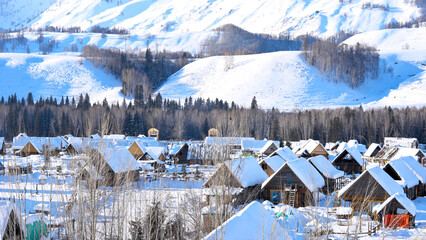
[373, 193, 417, 216]
[212, 157, 268, 188]
[260, 156, 285, 173]
[399, 156, 426, 183]
[332, 146, 364, 166]
[67, 137, 84, 153]
[100, 147, 140, 173]
[169, 143, 188, 156]
[262, 158, 325, 192]
[391, 147, 424, 161]
[295, 139, 328, 156]
[338, 166, 405, 198]
[205, 137, 254, 146]
[241, 139, 279, 153]
[143, 147, 166, 164]
[347, 140, 367, 153]
[385, 158, 420, 188]
[0, 201, 21, 238]
[364, 143, 381, 157]
[308, 156, 344, 179]
[270, 146, 298, 161]
[103, 134, 126, 140]
[336, 142, 348, 154]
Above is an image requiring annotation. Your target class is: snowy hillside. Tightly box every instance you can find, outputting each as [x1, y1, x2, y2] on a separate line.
[0, 53, 127, 103]
[156, 51, 423, 110]
[1, 0, 422, 37]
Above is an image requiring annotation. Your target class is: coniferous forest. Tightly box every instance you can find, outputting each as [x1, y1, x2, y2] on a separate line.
[0, 93, 425, 145]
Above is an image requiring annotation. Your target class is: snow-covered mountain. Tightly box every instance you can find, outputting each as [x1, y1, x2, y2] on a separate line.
[156, 50, 424, 110]
[0, 0, 425, 109]
[1, 0, 422, 37]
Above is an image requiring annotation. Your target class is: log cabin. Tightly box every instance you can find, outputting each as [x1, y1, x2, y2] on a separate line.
[0, 201, 25, 239]
[293, 139, 329, 159]
[331, 146, 365, 175]
[169, 143, 189, 165]
[268, 146, 298, 161]
[338, 166, 405, 215]
[398, 156, 426, 196]
[383, 158, 420, 199]
[261, 158, 325, 207]
[259, 155, 285, 176]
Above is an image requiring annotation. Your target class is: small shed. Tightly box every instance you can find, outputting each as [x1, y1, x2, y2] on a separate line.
[373, 193, 416, 228]
[308, 156, 344, 193]
[261, 158, 325, 207]
[17, 140, 42, 157]
[332, 146, 364, 174]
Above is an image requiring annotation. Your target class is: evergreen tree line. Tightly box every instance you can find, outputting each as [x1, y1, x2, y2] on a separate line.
[81, 45, 192, 97]
[302, 40, 380, 88]
[385, 14, 426, 29]
[0, 93, 425, 146]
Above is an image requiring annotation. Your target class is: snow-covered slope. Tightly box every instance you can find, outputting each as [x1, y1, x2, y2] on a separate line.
[0, 53, 127, 104]
[156, 51, 423, 110]
[1, 0, 422, 37]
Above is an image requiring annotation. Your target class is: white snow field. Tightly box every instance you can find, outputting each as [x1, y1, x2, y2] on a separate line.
[1, 0, 422, 38]
[0, 53, 127, 104]
[156, 50, 424, 110]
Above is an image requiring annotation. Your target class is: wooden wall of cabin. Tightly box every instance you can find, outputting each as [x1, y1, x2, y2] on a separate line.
[332, 158, 362, 174]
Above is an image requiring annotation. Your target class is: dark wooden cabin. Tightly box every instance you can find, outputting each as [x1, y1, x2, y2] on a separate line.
[332, 146, 364, 175]
[0, 201, 25, 240]
[382, 159, 420, 199]
[373, 193, 416, 229]
[169, 143, 189, 165]
[261, 158, 324, 208]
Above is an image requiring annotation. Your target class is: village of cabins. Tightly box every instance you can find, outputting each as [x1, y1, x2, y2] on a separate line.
[0, 127, 425, 239]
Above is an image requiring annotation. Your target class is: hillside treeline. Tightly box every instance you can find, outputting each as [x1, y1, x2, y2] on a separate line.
[203, 24, 303, 56]
[303, 40, 380, 88]
[0, 93, 425, 145]
[82, 45, 191, 97]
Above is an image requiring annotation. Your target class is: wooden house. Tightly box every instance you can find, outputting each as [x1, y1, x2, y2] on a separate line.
[259, 156, 285, 176]
[85, 147, 140, 186]
[241, 139, 279, 156]
[308, 156, 344, 193]
[203, 157, 268, 189]
[364, 143, 382, 158]
[383, 158, 420, 199]
[128, 140, 147, 160]
[0, 201, 25, 239]
[347, 139, 367, 154]
[16, 140, 42, 157]
[294, 139, 329, 159]
[65, 137, 84, 155]
[370, 147, 425, 165]
[399, 156, 426, 196]
[261, 158, 325, 207]
[338, 166, 405, 214]
[169, 143, 189, 164]
[331, 146, 364, 174]
[373, 193, 416, 228]
[384, 137, 419, 149]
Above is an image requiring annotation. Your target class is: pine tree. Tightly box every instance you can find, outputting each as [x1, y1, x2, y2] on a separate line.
[250, 96, 258, 110]
[27, 92, 34, 105]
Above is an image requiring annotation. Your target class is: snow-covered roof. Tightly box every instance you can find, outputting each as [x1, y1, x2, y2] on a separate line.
[204, 201, 290, 240]
[384, 137, 418, 149]
[144, 147, 166, 164]
[270, 146, 298, 161]
[224, 157, 268, 188]
[338, 166, 405, 198]
[295, 139, 327, 155]
[333, 146, 364, 166]
[373, 193, 417, 216]
[91, 134, 101, 139]
[25, 213, 46, 225]
[0, 201, 21, 238]
[103, 134, 126, 140]
[399, 156, 426, 183]
[391, 147, 424, 161]
[325, 141, 340, 150]
[261, 156, 285, 173]
[336, 142, 348, 154]
[347, 140, 367, 153]
[241, 139, 279, 153]
[308, 156, 344, 179]
[263, 158, 325, 192]
[67, 137, 84, 153]
[364, 143, 381, 157]
[101, 147, 140, 173]
[205, 137, 254, 146]
[169, 143, 187, 155]
[385, 158, 420, 188]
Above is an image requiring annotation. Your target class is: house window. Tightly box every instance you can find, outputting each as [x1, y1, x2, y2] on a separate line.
[261, 164, 267, 171]
[271, 191, 283, 203]
[287, 173, 292, 184]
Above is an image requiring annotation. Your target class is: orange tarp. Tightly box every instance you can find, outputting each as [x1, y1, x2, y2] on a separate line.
[384, 214, 410, 228]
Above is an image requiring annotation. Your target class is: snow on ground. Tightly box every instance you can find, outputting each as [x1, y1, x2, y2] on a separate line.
[156, 51, 424, 110]
[0, 52, 127, 104]
[0, 0, 419, 38]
